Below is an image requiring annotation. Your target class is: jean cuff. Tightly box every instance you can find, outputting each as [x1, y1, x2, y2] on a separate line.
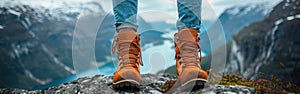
[177, 25, 201, 33]
[116, 22, 138, 31]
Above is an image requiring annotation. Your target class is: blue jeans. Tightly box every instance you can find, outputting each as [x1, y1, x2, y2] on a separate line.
[113, 0, 202, 32]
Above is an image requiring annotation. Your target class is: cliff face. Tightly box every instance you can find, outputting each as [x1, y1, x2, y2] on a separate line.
[226, 0, 300, 85]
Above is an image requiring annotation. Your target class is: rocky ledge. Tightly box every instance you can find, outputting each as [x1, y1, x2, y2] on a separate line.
[0, 74, 255, 94]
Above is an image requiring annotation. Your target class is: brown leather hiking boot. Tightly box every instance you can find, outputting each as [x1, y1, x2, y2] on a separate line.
[111, 28, 143, 90]
[174, 28, 208, 91]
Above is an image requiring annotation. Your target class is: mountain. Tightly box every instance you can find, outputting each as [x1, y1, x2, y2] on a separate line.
[219, 2, 274, 41]
[0, 4, 79, 89]
[228, 0, 300, 84]
[208, 0, 300, 85]
[199, 2, 275, 53]
[0, 1, 157, 89]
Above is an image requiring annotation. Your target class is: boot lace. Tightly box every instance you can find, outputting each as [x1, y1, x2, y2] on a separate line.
[111, 35, 143, 69]
[175, 36, 201, 67]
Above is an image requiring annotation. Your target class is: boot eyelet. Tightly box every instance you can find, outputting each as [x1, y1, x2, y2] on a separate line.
[180, 60, 183, 65]
[176, 37, 180, 41]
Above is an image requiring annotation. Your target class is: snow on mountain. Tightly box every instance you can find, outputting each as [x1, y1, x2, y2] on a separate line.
[0, 0, 106, 21]
[226, 0, 300, 85]
[0, 0, 158, 89]
[200, 2, 278, 54]
[0, 0, 108, 89]
[223, 2, 274, 35]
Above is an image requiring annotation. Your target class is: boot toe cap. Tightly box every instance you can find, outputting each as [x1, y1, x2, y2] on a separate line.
[113, 68, 140, 83]
[179, 67, 208, 84]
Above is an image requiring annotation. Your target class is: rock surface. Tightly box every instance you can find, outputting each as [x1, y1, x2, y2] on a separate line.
[0, 74, 255, 94]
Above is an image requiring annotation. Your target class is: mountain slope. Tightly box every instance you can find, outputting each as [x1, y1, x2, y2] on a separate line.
[0, 1, 155, 89]
[200, 2, 275, 53]
[220, 3, 274, 41]
[0, 4, 80, 89]
[225, 0, 300, 85]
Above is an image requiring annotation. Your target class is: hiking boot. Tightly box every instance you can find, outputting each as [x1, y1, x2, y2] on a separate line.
[111, 28, 143, 91]
[174, 28, 208, 91]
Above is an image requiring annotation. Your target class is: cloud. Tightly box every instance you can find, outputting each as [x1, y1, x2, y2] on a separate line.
[138, 0, 178, 21]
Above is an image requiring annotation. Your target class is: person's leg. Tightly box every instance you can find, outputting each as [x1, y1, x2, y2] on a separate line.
[176, 0, 202, 32]
[113, 0, 138, 31]
[112, 0, 142, 90]
[173, 0, 208, 91]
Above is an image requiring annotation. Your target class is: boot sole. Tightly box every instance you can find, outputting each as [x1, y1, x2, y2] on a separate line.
[181, 78, 207, 92]
[112, 80, 140, 92]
